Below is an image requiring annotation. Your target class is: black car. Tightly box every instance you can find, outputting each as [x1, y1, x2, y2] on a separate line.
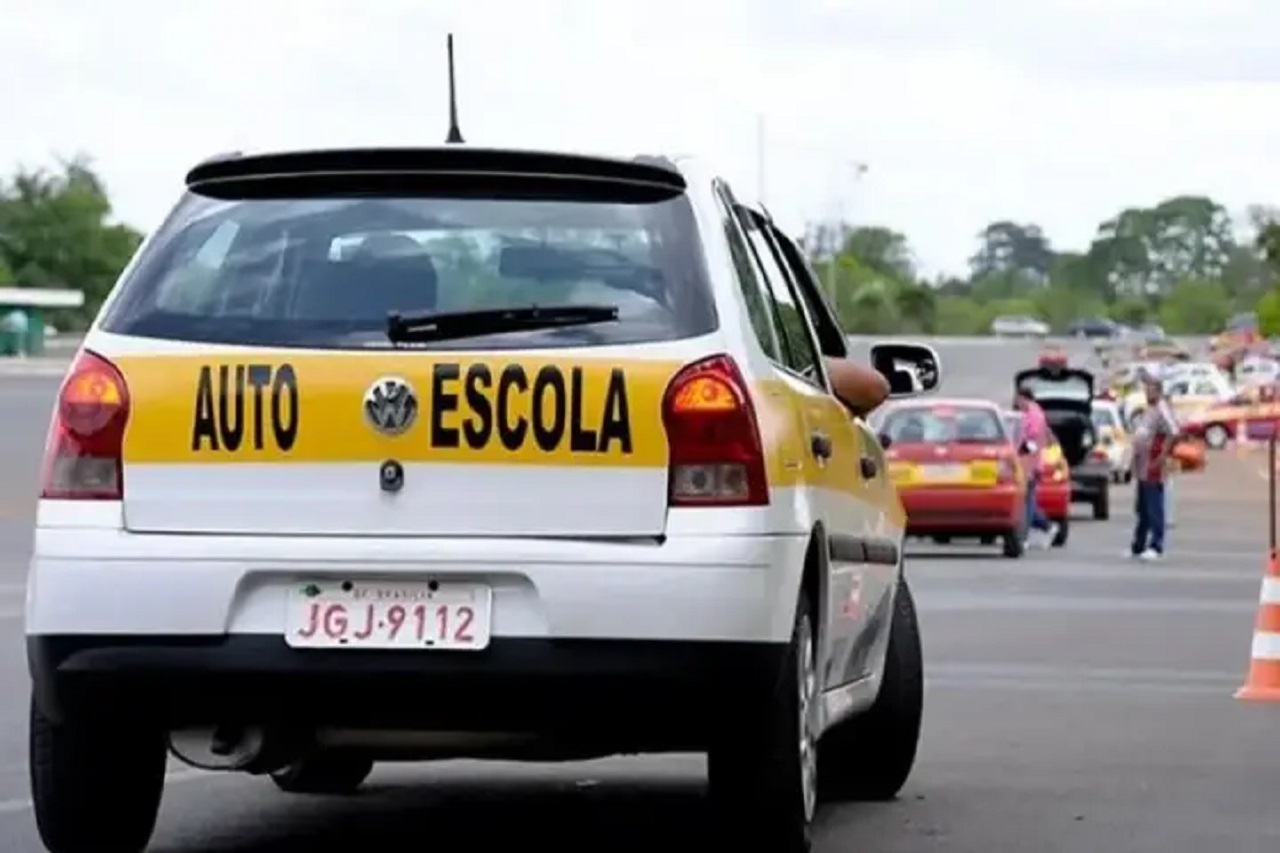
[1067, 317, 1120, 340]
[1015, 364, 1111, 520]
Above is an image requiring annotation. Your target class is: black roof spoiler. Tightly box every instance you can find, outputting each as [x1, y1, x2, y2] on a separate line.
[184, 148, 687, 196]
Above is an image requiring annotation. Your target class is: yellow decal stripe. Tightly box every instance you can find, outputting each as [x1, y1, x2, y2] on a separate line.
[116, 354, 679, 466]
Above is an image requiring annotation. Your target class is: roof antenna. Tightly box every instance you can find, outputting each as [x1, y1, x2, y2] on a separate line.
[445, 33, 465, 144]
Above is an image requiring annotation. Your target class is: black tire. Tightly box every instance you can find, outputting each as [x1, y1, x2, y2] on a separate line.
[271, 754, 375, 795]
[29, 695, 167, 853]
[1204, 423, 1230, 450]
[707, 595, 815, 853]
[1051, 516, 1069, 547]
[1093, 490, 1110, 521]
[818, 574, 923, 802]
[1002, 529, 1025, 558]
[1123, 469, 1133, 484]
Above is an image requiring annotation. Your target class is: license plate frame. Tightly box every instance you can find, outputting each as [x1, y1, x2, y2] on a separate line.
[284, 580, 493, 651]
[919, 463, 969, 482]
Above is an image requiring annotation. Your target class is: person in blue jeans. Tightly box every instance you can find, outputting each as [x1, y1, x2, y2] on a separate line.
[1129, 374, 1179, 560]
[1014, 389, 1058, 549]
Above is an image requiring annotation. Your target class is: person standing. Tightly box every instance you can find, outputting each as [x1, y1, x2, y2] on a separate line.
[1014, 388, 1059, 549]
[1129, 373, 1180, 560]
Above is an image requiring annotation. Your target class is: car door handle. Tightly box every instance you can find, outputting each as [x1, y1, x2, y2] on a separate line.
[859, 455, 878, 478]
[810, 431, 833, 460]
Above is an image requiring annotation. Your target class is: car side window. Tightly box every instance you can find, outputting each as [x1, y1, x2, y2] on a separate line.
[733, 208, 825, 386]
[766, 223, 849, 359]
[712, 181, 781, 361]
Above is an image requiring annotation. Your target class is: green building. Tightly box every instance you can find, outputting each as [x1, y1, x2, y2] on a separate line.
[0, 287, 84, 356]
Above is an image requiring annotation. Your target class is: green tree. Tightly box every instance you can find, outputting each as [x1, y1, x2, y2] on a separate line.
[0, 156, 142, 326]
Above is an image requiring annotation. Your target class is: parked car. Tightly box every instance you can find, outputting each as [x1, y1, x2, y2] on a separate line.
[1015, 363, 1112, 519]
[1090, 398, 1133, 483]
[991, 315, 1050, 338]
[1067, 317, 1121, 339]
[881, 398, 1029, 558]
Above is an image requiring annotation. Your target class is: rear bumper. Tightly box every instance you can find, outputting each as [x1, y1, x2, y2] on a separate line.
[26, 529, 817, 746]
[901, 485, 1021, 534]
[29, 634, 785, 748]
[1070, 465, 1110, 501]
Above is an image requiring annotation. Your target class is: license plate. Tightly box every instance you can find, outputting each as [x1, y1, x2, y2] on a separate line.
[285, 581, 492, 651]
[920, 463, 968, 482]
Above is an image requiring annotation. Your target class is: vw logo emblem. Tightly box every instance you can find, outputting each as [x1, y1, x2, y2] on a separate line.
[364, 376, 418, 436]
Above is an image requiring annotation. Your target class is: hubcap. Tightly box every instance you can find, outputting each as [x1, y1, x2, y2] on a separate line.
[1207, 426, 1227, 448]
[797, 616, 818, 821]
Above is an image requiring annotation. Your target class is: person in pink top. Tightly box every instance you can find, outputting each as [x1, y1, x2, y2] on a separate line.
[1013, 388, 1060, 549]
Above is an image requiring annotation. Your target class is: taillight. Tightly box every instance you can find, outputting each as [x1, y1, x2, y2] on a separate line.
[40, 349, 130, 500]
[662, 354, 768, 507]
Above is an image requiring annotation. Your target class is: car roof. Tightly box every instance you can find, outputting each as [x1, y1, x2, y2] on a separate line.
[886, 397, 1001, 412]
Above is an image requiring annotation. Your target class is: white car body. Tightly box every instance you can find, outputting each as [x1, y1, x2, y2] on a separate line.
[1089, 399, 1131, 480]
[990, 315, 1050, 337]
[25, 147, 938, 851]
[1237, 356, 1279, 389]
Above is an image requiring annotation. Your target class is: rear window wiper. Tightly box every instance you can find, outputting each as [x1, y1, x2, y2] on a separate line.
[386, 304, 620, 344]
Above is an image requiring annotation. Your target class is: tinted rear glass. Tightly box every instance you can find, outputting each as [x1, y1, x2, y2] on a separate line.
[881, 407, 1007, 444]
[100, 192, 717, 350]
[1018, 373, 1091, 402]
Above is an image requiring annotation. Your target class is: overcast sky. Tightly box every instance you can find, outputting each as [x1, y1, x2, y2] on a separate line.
[3, 0, 1280, 277]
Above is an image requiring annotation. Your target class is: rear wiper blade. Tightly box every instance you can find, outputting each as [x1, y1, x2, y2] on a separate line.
[386, 304, 619, 344]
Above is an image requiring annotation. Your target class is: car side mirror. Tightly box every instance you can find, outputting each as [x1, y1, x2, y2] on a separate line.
[878, 432, 892, 450]
[869, 342, 941, 398]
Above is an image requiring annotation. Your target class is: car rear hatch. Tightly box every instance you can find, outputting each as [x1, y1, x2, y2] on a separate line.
[881, 404, 1017, 488]
[86, 148, 722, 538]
[1015, 366, 1094, 466]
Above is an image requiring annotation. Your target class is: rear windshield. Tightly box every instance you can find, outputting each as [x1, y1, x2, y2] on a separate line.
[1091, 406, 1119, 428]
[1018, 373, 1091, 402]
[100, 192, 717, 350]
[881, 407, 1007, 444]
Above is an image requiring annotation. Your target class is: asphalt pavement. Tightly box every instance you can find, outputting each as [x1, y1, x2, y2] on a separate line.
[1, 339, 1278, 852]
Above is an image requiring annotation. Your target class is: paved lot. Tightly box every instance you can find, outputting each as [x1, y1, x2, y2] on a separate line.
[1, 339, 1278, 852]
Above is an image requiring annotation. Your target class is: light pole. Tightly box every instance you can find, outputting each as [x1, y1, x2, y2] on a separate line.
[824, 161, 869, 304]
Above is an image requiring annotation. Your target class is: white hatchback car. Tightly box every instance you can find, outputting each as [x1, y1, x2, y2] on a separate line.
[26, 148, 940, 853]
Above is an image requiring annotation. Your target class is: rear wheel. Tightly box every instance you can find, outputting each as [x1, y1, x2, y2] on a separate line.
[1093, 490, 1110, 521]
[707, 595, 816, 853]
[1002, 529, 1025, 558]
[1051, 516, 1069, 547]
[29, 696, 167, 853]
[818, 575, 923, 801]
[271, 754, 375, 795]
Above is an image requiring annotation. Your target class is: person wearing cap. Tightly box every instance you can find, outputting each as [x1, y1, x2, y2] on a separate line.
[1129, 371, 1181, 559]
[1013, 387, 1059, 549]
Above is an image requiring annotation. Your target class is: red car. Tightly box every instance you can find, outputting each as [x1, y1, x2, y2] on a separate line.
[878, 399, 1028, 558]
[1002, 410, 1070, 546]
[1180, 386, 1280, 448]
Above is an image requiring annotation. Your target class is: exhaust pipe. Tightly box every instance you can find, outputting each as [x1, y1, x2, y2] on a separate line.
[169, 724, 297, 774]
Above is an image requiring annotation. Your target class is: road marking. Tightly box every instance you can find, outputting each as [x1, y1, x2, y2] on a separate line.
[927, 661, 1241, 697]
[0, 768, 219, 815]
[921, 593, 1255, 613]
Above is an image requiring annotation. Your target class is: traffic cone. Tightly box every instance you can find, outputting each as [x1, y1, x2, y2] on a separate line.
[1235, 551, 1280, 702]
